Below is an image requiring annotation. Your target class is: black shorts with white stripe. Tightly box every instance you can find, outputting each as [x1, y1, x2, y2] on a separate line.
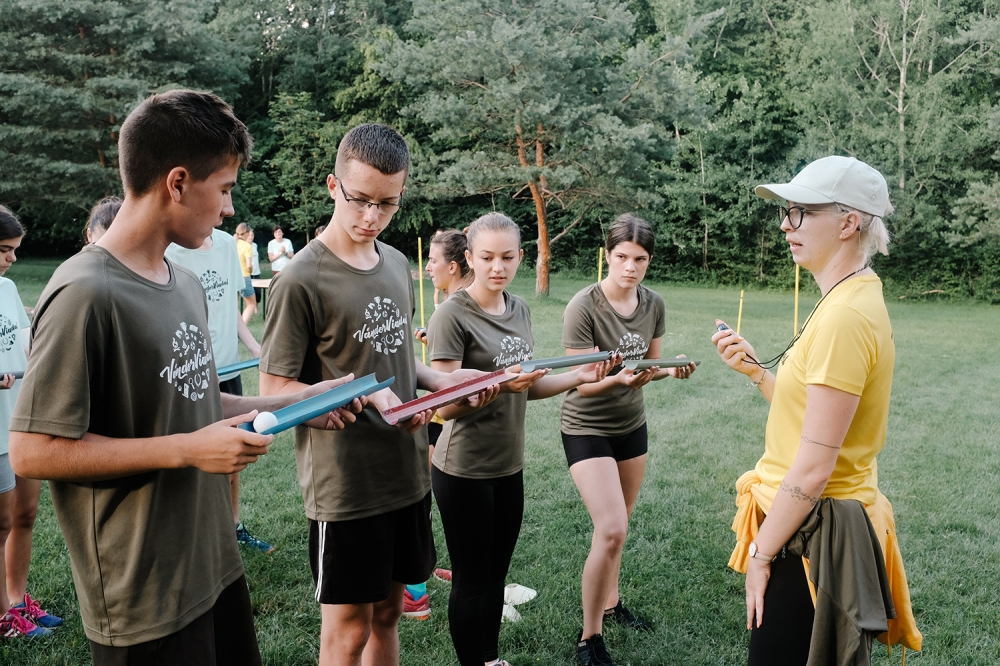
[308, 492, 435, 605]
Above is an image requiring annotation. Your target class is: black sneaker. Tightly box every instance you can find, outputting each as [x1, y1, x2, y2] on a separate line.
[604, 600, 652, 631]
[576, 633, 615, 666]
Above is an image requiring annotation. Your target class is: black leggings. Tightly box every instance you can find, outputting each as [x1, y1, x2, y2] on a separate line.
[432, 467, 524, 666]
[747, 551, 815, 666]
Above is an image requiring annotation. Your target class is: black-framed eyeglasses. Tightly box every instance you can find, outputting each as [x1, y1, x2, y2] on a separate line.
[336, 177, 403, 216]
[778, 205, 844, 229]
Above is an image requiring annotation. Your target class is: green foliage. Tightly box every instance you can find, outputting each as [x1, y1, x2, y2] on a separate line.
[646, 0, 1000, 296]
[788, 0, 1000, 289]
[266, 92, 341, 236]
[0, 0, 248, 250]
[375, 0, 706, 293]
[2, 0, 1000, 296]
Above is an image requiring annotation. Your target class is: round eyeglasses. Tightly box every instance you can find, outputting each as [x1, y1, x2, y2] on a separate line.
[336, 178, 403, 216]
[778, 205, 846, 229]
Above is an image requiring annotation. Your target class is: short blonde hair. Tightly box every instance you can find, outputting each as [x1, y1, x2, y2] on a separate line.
[836, 202, 892, 261]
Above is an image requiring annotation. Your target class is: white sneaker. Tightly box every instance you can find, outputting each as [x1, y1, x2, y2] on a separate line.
[501, 603, 521, 623]
[503, 583, 537, 606]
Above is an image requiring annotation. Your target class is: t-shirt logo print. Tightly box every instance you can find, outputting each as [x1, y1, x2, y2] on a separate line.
[0, 314, 16, 353]
[354, 296, 407, 354]
[199, 269, 229, 302]
[159, 322, 214, 401]
[616, 332, 648, 360]
[493, 335, 532, 368]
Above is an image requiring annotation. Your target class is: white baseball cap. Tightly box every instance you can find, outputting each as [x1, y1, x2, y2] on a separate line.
[755, 156, 890, 217]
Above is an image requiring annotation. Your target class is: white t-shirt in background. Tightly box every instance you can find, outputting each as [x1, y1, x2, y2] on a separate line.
[268, 238, 294, 272]
[250, 242, 261, 276]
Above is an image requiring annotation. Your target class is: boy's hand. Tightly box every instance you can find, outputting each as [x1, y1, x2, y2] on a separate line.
[369, 387, 432, 434]
[293, 375, 368, 430]
[185, 412, 273, 474]
[0, 373, 15, 390]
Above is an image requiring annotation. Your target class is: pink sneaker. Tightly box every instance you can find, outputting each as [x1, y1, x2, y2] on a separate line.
[402, 588, 430, 620]
[12, 594, 63, 628]
[1, 609, 51, 638]
[433, 568, 452, 583]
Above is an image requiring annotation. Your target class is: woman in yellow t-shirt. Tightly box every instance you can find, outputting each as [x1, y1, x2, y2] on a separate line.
[233, 223, 257, 323]
[711, 156, 920, 665]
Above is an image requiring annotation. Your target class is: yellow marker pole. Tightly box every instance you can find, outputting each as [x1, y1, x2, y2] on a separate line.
[737, 289, 744, 335]
[598, 247, 604, 283]
[794, 264, 801, 334]
[418, 237, 426, 364]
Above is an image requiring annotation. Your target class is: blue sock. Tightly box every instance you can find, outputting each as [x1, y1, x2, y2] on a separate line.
[406, 582, 427, 598]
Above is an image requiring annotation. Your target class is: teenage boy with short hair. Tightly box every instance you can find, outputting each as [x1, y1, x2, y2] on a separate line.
[259, 124, 495, 666]
[8, 89, 363, 664]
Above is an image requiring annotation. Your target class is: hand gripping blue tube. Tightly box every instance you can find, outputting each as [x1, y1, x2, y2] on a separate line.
[239, 373, 395, 435]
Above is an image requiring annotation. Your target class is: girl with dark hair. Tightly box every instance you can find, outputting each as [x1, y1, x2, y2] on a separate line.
[403, 228, 475, 619]
[420, 229, 473, 447]
[427, 212, 616, 666]
[0, 206, 62, 638]
[416, 229, 473, 348]
[84, 197, 122, 244]
[560, 213, 696, 666]
[428, 229, 469, 308]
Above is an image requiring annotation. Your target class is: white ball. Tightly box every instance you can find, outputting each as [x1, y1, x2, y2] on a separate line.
[253, 411, 279, 434]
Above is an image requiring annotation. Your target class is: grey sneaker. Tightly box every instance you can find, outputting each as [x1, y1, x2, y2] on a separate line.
[235, 522, 274, 553]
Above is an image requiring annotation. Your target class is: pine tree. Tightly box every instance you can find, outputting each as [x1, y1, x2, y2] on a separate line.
[0, 0, 248, 247]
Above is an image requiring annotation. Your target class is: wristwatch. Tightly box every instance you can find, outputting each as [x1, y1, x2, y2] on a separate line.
[748, 541, 776, 563]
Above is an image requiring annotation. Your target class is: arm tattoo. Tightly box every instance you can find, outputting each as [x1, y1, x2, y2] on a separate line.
[780, 481, 819, 506]
[801, 435, 841, 450]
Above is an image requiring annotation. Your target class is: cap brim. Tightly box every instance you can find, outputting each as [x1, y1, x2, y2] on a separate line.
[754, 183, 836, 205]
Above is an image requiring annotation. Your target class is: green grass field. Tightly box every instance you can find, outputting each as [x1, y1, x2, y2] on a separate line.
[1, 258, 997, 664]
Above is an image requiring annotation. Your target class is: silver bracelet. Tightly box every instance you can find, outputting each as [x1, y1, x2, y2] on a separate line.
[750, 371, 766, 388]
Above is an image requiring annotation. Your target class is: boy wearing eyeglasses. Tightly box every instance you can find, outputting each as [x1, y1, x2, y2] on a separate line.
[258, 124, 495, 666]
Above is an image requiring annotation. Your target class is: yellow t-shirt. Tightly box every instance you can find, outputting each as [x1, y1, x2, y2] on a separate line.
[755, 275, 894, 506]
[235, 239, 253, 277]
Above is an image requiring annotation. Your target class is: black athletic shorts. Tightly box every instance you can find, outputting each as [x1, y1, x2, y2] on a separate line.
[309, 492, 435, 605]
[219, 375, 244, 397]
[427, 421, 443, 448]
[561, 423, 648, 467]
[90, 575, 260, 666]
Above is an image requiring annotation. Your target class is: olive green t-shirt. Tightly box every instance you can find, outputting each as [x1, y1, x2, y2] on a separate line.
[10, 245, 241, 647]
[429, 289, 533, 479]
[260, 239, 428, 521]
[559, 283, 665, 436]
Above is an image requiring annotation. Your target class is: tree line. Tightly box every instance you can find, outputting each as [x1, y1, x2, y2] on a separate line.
[1, 0, 998, 298]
